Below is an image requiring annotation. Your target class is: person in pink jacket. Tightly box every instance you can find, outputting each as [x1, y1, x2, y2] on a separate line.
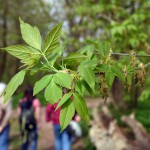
[46, 90, 81, 150]
[46, 102, 72, 150]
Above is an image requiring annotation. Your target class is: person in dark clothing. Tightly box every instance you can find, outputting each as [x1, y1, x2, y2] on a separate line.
[17, 87, 41, 150]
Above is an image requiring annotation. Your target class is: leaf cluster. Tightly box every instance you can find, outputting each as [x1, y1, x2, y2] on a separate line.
[0, 18, 149, 131]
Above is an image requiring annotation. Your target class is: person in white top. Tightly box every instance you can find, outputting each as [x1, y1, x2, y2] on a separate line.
[0, 82, 12, 150]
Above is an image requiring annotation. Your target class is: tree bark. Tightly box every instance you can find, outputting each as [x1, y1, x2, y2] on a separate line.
[0, 0, 8, 80]
[14, 18, 21, 74]
[111, 77, 125, 109]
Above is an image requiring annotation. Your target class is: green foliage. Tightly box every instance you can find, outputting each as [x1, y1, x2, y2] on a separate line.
[43, 23, 63, 53]
[75, 80, 85, 96]
[79, 67, 96, 91]
[96, 42, 110, 60]
[73, 93, 90, 124]
[105, 68, 115, 88]
[53, 72, 73, 89]
[139, 89, 150, 102]
[79, 45, 94, 59]
[60, 99, 75, 132]
[111, 64, 125, 82]
[135, 101, 150, 133]
[45, 78, 62, 104]
[1, 70, 25, 102]
[65, 0, 150, 52]
[64, 0, 150, 104]
[19, 18, 42, 50]
[0, 18, 149, 131]
[34, 75, 52, 95]
[79, 60, 98, 70]
[1, 45, 41, 68]
[63, 52, 87, 66]
[139, 76, 150, 101]
[56, 92, 73, 110]
[0, 0, 56, 82]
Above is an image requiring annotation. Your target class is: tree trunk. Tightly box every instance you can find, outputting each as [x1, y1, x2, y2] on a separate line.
[111, 77, 125, 109]
[0, 0, 8, 80]
[14, 18, 21, 74]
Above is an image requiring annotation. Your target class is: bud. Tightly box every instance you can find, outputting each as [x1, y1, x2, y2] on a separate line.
[130, 51, 136, 67]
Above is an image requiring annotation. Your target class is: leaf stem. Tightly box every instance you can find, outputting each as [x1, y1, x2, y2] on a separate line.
[41, 53, 58, 72]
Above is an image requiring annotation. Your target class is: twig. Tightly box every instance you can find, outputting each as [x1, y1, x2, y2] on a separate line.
[111, 52, 150, 57]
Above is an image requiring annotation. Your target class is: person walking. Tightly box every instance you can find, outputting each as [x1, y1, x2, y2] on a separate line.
[0, 82, 12, 150]
[46, 102, 72, 150]
[17, 86, 41, 150]
[46, 89, 81, 150]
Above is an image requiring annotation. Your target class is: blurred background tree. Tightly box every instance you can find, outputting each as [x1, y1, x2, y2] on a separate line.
[64, 0, 150, 51]
[0, 0, 56, 82]
[0, 0, 150, 106]
[63, 0, 150, 107]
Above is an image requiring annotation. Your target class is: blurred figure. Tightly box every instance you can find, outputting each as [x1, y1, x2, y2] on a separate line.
[46, 103, 72, 150]
[0, 82, 12, 150]
[17, 86, 41, 150]
[46, 89, 81, 150]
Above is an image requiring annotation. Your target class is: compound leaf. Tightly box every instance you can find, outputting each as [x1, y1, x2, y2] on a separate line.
[19, 18, 42, 50]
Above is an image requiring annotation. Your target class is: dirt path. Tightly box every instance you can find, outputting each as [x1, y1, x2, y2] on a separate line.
[9, 97, 104, 150]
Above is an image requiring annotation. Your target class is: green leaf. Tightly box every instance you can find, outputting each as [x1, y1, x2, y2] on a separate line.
[78, 60, 98, 70]
[60, 99, 75, 132]
[48, 45, 64, 66]
[43, 23, 63, 53]
[56, 92, 73, 110]
[82, 80, 94, 95]
[78, 45, 94, 59]
[63, 52, 87, 65]
[96, 42, 110, 58]
[54, 72, 73, 89]
[33, 74, 52, 95]
[44, 79, 62, 104]
[73, 93, 90, 124]
[79, 67, 95, 90]
[1, 45, 41, 66]
[105, 70, 115, 88]
[2, 70, 25, 102]
[111, 64, 125, 82]
[95, 64, 109, 72]
[19, 18, 42, 50]
[127, 75, 132, 87]
[96, 64, 115, 87]
[129, 38, 139, 47]
[75, 80, 85, 96]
